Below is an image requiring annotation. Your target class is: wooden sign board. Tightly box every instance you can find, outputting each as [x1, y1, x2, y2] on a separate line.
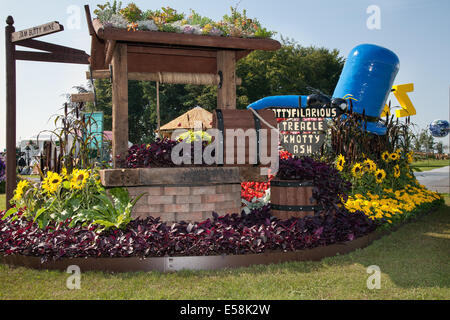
[71, 92, 95, 103]
[271, 107, 338, 156]
[12, 21, 63, 42]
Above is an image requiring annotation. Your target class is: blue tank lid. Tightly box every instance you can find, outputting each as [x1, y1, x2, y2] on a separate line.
[348, 44, 400, 69]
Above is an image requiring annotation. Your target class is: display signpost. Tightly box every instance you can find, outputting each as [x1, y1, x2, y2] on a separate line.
[4, 16, 90, 209]
[271, 107, 338, 156]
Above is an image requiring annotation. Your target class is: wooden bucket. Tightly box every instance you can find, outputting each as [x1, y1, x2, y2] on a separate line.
[270, 179, 318, 219]
[211, 109, 277, 166]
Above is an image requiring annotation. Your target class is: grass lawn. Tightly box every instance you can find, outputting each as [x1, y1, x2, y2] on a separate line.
[412, 159, 450, 172]
[0, 194, 448, 300]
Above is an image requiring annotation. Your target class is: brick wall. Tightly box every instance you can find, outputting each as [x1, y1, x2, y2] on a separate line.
[128, 184, 241, 223]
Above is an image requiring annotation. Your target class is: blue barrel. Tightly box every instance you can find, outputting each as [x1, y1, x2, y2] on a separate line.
[333, 44, 400, 118]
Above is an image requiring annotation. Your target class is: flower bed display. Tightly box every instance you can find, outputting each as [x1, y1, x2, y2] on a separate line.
[94, 2, 275, 39]
[0, 205, 376, 261]
[334, 150, 443, 225]
[0, 115, 444, 272]
[5, 169, 143, 232]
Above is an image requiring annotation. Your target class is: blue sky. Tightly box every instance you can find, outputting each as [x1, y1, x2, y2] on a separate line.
[1, 0, 449, 150]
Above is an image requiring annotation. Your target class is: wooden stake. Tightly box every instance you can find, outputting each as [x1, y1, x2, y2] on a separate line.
[217, 50, 236, 109]
[111, 43, 128, 167]
[156, 81, 161, 138]
[5, 16, 16, 209]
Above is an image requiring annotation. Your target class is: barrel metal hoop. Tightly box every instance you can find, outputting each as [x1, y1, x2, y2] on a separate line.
[270, 204, 320, 212]
[252, 110, 261, 166]
[271, 180, 314, 187]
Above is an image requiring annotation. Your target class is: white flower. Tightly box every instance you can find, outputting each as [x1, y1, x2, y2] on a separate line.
[104, 14, 128, 29]
[136, 20, 158, 31]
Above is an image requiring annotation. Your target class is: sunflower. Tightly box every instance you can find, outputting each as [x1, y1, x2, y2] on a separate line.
[70, 169, 90, 190]
[42, 171, 63, 194]
[61, 167, 68, 179]
[375, 169, 386, 184]
[407, 152, 414, 164]
[381, 151, 390, 162]
[363, 159, 377, 172]
[389, 152, 400, 161]
[336, 154, 345, 172]
[393, 165, 401, 178]
[351, 163, 364, 178]
[13, 180, 29, 201]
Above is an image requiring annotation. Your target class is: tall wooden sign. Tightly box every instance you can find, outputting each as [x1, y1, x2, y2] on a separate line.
[4, 16, 90, 209]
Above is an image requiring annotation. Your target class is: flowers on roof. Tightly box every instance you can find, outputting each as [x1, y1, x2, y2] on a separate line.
[94, 2, 275, 39]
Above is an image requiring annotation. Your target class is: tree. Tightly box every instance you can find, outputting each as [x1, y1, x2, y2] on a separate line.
[436, 141, 444, 154]
[236, 37, 344, 108]
[86, 38, 345, 144]
[413, 129, 435, 153]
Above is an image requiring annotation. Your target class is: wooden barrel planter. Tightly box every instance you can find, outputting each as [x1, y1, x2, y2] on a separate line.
[270, 179, 319, 219]
[212, 109, 277, 166]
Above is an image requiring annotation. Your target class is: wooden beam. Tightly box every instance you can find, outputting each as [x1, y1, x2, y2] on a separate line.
[111, 43, 128, 168]
[16, 39, 88, 55]
[15, 50, 90, 64]
[86, 69, 110, 79]
[217, 50, 236, 109]
[86, 70, 242, 85]
[235, 50, 252, 61]
[90, 32, 106, 70]
[84, 5, 95, 36]
[71, 92, 95, 103]
[127, 45, 217, 58]
[104, 40, 116, 65]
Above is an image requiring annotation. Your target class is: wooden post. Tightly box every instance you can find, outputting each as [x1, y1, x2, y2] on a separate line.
[111, 43, 128, 167]
[5, 16, 16, 209]
[156, 81, 161, 138]
[217, 50, 236, 109]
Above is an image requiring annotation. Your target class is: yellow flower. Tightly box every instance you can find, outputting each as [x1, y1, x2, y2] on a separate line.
[381, 151, 390, 162]
[70, 169, 90, 190]
[389, 152, 399, 161]
[374, 169, 386, 184]
[202, 23, 214, 35]
[61, 167, 68, 180]
[42, 171, 63, 194]
[351, 163, 364, 178]
[336, 154, 345, 172]
[393, 165, 401, 178]
[363, 159, 377, 172]
[407, 152, 414, 163]
[13, 180, 29, 201]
